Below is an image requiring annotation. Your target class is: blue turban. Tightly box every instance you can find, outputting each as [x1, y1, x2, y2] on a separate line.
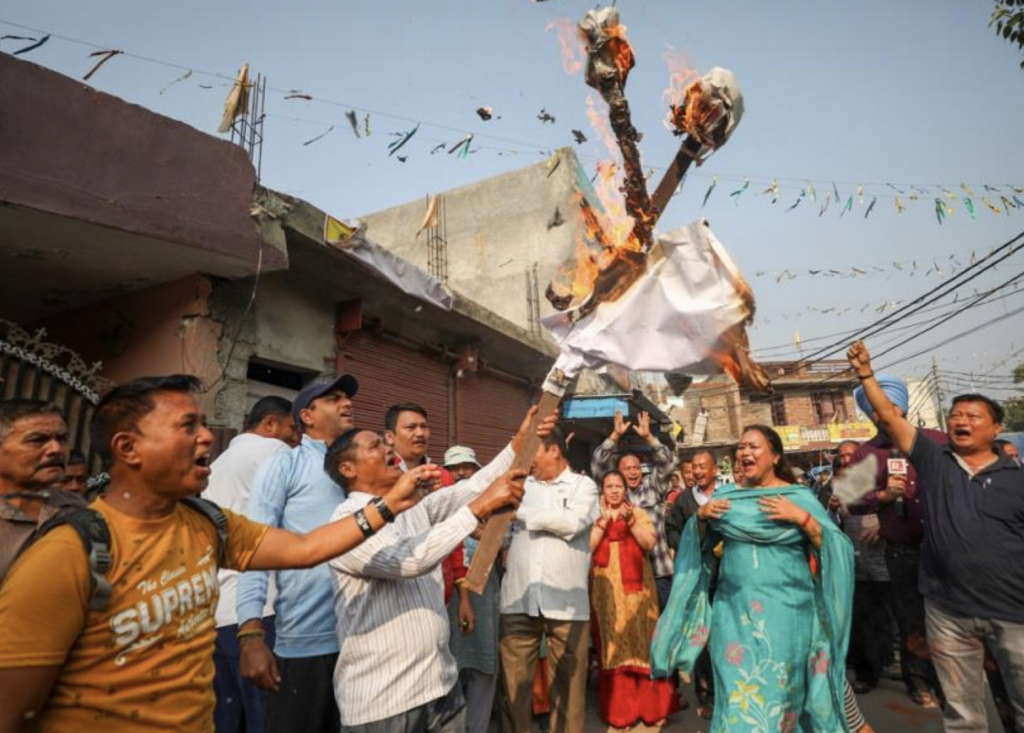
[854, 374, 909, 418]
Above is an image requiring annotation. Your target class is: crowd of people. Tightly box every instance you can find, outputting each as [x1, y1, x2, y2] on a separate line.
[0, 338, 1022, 733]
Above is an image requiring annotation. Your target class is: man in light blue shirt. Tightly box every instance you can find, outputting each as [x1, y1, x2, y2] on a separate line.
[237, 374, 357, 733]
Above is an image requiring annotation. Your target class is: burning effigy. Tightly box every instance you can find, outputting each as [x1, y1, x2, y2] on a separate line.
[466, 6, 765, 592]
[543, 8, 761, 390]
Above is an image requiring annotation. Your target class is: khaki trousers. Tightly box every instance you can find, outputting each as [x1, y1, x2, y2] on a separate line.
[499, 614, 589, 733]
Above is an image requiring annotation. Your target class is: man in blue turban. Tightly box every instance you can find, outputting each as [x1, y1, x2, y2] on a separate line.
[855, 374, 909, 420]
[846, 373, 945, 707]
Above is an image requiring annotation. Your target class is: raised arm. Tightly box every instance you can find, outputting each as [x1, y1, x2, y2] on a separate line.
[591, 410, 631, 478]
[636, 411, 677, 488]
[426, 407, 557, 522]
[248, 464, 440, 571]
[847, 340, 916, 455]
[331, 471, 525, 579]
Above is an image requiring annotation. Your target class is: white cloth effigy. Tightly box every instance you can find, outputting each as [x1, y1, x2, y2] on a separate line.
[543, 219, 755, 380]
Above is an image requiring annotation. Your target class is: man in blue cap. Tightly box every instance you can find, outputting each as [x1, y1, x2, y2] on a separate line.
[236, 373, 358, 733]
[846, 373, 944, 707]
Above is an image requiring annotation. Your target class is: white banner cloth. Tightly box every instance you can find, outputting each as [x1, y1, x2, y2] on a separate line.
[543, 219, 753, 379]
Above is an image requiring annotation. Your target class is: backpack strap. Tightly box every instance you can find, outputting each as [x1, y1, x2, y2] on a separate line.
[181, 496, 229, 567]
[29, 509, 113, 611]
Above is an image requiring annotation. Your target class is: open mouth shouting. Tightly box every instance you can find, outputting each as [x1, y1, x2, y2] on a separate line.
[194, 452, 211, 477]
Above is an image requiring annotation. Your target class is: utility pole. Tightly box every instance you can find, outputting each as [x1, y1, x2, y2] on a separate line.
[932, 355, 947, 431]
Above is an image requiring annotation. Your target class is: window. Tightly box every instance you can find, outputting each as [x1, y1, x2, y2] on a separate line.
[749, 392, 788, 426]
[811, 391, 848, 424]
[770, 393, 787, 426]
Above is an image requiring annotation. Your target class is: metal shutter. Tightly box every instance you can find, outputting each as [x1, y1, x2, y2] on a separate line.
[340, 330, 452, 448]
[455, 371, 533, 463]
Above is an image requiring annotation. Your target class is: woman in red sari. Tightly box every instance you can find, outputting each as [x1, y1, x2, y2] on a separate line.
[591, 470, 679, 729]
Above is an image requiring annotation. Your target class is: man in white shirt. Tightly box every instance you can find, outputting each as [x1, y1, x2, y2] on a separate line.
[500, 428, 599, 733]
[203, 396, 297, 733]
[326, 407, 553, 732]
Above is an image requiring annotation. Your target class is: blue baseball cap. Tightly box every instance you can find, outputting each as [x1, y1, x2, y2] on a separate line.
[292, 374, 359, 427]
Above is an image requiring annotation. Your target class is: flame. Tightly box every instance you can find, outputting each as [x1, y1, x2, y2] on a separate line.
[545, 19, 585, 75]
[661, 46, 700, 132]
[604, 24, 635, 84]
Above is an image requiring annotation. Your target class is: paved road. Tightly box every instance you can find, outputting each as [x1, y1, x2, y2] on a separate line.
[575, 676, 1001, 732]
[496, 670, 1006, 732]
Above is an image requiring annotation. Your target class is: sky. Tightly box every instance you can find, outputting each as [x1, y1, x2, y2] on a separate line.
[4, 0, 1024, 399]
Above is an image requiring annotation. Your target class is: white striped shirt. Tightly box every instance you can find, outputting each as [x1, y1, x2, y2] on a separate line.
[328, 446, 513, 726]
[500, 468, 599, 621]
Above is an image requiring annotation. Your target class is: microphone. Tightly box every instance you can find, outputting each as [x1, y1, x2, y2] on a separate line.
[887, 448, 909, 519]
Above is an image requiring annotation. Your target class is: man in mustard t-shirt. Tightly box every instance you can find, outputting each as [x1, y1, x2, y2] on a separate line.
[0, 375, 442, 733]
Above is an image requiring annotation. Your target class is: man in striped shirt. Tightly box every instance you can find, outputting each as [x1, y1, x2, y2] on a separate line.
[325, 408, 553, 732]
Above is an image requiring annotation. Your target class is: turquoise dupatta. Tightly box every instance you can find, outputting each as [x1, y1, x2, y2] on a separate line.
[651, 484, 855, 733]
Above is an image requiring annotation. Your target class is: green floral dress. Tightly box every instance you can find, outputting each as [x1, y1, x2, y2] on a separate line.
[651, 484, 855, 732]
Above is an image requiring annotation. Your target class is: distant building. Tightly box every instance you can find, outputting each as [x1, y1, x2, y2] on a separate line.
[359, 148, 601, 337]
[671, 360, 875, 469]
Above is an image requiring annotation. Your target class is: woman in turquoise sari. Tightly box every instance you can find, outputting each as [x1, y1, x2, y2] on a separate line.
[652, 425, 856, 733]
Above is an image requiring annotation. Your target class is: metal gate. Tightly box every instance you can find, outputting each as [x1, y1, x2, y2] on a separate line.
[0, 320, 113, 469]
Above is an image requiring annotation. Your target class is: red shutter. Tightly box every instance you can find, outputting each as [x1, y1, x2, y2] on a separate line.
[340, 330, 452, 448]
[455, 371, 533, 463]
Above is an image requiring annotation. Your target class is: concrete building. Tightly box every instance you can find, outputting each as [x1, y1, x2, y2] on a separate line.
[0, 53, 557, 464]
[359, 148, 602, 335]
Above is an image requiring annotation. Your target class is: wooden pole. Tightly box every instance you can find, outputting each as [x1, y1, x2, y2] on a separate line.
[649, 136, 703, 222]
[463, 390, 563, 593]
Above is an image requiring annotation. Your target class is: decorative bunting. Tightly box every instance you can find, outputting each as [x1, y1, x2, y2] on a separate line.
[895, 196, 905, 214]
[819, 193, 832, 217]
[729, 178, 749, 204]
[964, 198, 977, 219]
[158, 69, 192, 95]
[761, 179, 780, 203]
[387, 124, 419, 157]
[840, 194, 854, 217]
[787, 191, 805, 212]
[982, 197, 1002, 215]
[82, 49, 123, 81]
[702, 175, 718, 208]
[7, 34, 50, 55]
[303, 126, 334, 146]
[448, 134, 473, 158]
[864, 196, 877, 218]
[345, 110, 361, 138]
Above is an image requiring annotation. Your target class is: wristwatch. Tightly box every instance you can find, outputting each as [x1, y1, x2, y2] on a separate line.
[353, 508, 375, 538]
[371, 496, 396, 523]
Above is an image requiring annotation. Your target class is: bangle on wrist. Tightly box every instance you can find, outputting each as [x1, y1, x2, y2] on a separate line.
[237, 628, 265, 641]
[354, 508, 376, 538]
[800, 512, 813, 530]
[372, 496, 396, 523]
[856, 371, 874, 381]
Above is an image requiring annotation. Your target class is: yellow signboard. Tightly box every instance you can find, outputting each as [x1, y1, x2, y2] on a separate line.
[777, 422, 876, 451]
